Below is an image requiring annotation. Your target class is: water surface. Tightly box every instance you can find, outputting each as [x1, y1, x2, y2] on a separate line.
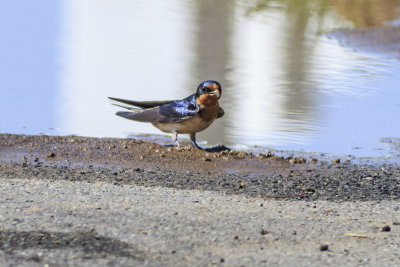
[1, 0, 400, 159]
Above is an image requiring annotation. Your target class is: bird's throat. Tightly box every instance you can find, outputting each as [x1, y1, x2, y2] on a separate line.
[196, 95, 219, 108]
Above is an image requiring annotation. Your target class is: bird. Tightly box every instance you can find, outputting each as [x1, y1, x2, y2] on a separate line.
[109, 80, 224, 149]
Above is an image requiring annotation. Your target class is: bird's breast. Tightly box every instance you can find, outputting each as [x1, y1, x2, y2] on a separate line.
[152, 104, 219, 134]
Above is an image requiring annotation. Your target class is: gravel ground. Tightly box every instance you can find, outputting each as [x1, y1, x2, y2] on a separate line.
[0, 133, 399, 266]
[1, 180, 400, 266]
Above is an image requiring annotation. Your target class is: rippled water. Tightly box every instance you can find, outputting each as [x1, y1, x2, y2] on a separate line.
[1, 0, 400, 159]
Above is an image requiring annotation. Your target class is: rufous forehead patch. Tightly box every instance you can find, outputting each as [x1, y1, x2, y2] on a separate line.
[205, 83, 220, 91]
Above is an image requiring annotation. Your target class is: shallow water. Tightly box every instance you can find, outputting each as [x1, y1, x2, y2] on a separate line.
[1, 0, 400, 159]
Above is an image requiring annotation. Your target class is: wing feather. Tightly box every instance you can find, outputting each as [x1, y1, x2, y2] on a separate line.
[112, 94, 200, 123]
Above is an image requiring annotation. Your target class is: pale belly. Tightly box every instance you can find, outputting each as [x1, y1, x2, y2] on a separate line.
[152, 115, 216, 134]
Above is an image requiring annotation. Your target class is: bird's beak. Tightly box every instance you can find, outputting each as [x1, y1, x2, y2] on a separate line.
[208, 90, 220, 98]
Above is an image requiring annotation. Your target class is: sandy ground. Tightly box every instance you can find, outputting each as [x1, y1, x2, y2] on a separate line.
[0, 133, 399, 266]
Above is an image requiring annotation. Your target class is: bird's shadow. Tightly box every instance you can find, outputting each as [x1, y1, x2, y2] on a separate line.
[203, 144, 231, 153]
[162, 144, 231, 153]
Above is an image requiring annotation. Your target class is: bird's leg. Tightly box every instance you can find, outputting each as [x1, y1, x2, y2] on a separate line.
[190, 133, 201, 149]
[172, 131, 180, 147]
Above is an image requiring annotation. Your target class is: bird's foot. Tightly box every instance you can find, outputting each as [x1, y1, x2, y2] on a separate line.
[191, 141, 202, 150]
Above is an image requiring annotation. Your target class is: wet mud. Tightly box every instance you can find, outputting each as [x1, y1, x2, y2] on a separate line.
[0, 133, 399, 201]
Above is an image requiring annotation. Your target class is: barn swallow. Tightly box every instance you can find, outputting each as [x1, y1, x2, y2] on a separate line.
[109, 80, 224, 149]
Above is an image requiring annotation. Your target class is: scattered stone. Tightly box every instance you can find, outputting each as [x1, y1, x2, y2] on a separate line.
[237, 182, 245, 189]
[393, 222, 400, 226]
[260, 229, 270, 235]
[236, 152, 246, 159]
[332, 158, 341, 164]
[320, 244, 329, 251]
[382, 225, 391, 232]
[289, 157, 307, 164]
[310, 158, 318, 164]
[266, 151, 274, 157]
[47, 152, 56, 158]
[229, 150, 238, 156]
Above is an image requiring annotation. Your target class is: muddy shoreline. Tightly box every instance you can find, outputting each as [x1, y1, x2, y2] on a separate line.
[0, 133, 399, 201]
[0, 133, 399, 266]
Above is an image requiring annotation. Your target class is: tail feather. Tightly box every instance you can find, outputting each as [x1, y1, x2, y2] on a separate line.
[109, 97, 173, 109]
[111, 103, 140, 110]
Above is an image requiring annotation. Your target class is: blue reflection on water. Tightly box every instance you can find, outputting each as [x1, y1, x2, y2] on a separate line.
[0, 0, 60, 134]
[0, 0, 399, 160]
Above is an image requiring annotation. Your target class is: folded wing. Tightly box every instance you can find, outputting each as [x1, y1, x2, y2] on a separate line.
[111, 94, 200, 123]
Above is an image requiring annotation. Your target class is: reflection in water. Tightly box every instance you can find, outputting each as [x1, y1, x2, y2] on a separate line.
[193, 0, 234, 144]
[58, 0, 196, 137]
[330, 0, 400, 27]
[1, 0, 400, 158]
[0, 1, 60, 134]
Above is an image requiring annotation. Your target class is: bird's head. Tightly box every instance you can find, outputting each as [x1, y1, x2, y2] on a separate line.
[196, 80, 222, 100]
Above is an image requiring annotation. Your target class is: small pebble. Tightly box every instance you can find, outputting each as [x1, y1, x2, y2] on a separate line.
[320, 244, 329, 251]
[47, 152, 56, 158]
[298, 157, 307, 163]
[332, 158, 340, 164]
[288, 157, 307, 164]
[260, 229, 270, 235]
[393, 222, 400, 226]
[237, 182, 245, 189]
[382, 225, 391, 232]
